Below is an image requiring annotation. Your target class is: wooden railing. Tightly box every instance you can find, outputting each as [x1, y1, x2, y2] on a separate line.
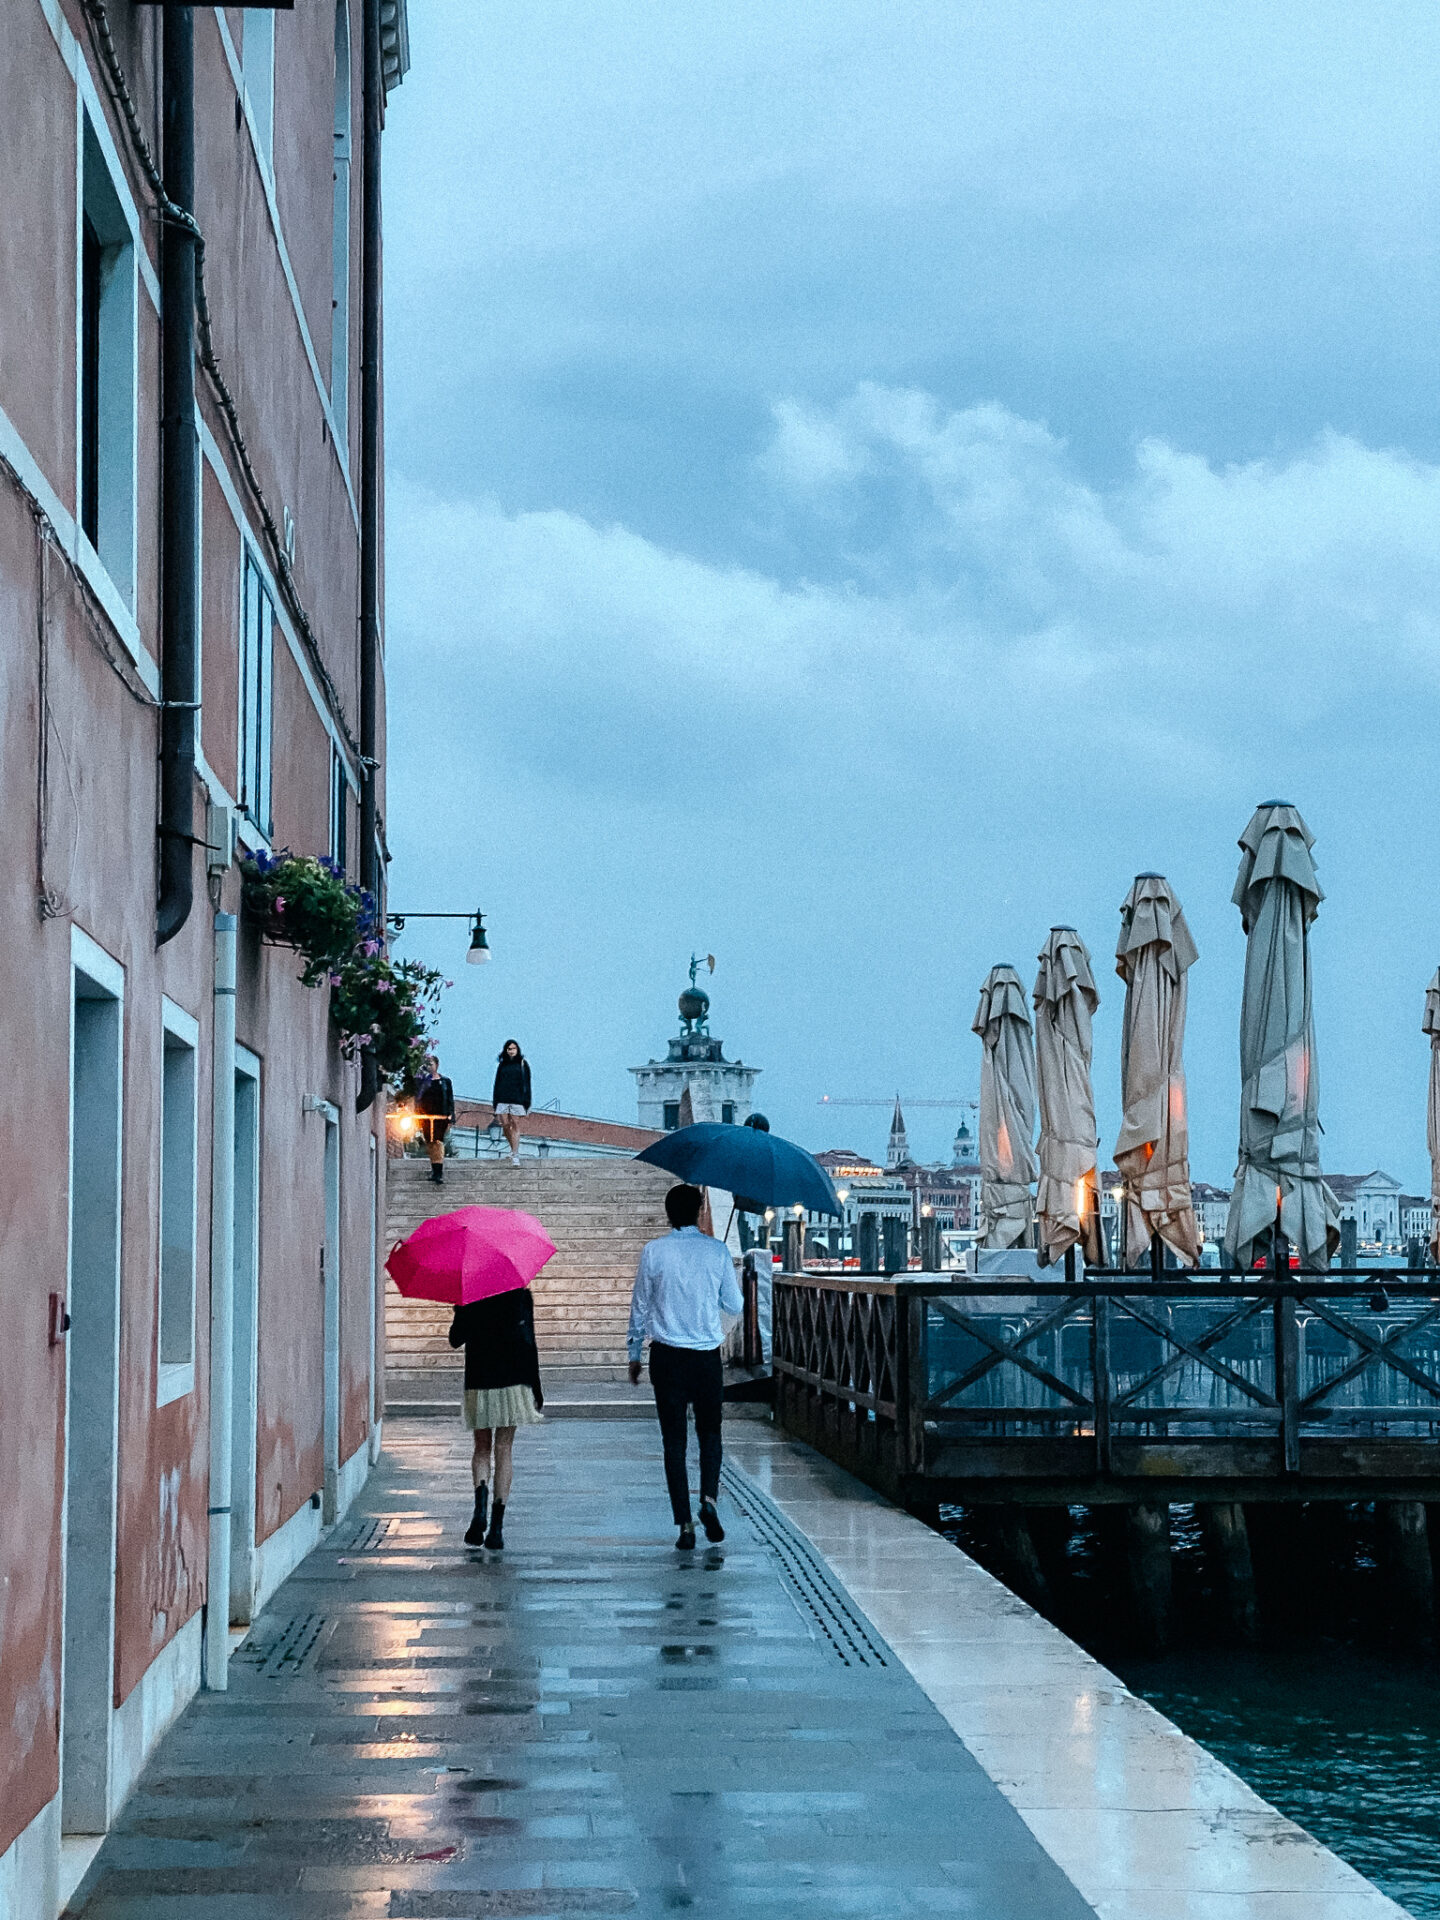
[771, 1272, 1440, 1502]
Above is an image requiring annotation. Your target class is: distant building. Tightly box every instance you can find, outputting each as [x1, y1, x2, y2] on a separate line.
[892, 1116, 983, 1232]
[1328, 1171, 1405, 1246]
[1191, 1182, 1232, 1245]
[631, 964, 759, 1131]
[810, 1150, 913, 1266]
[885, 1098, 910, 1170]
[1401, 1196, 1433, 1245]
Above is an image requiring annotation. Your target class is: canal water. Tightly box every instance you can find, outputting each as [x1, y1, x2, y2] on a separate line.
[941, 1501, 1440, 1917]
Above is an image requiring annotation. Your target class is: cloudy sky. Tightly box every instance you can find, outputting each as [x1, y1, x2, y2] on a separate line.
[382, 0, 1440, 1186]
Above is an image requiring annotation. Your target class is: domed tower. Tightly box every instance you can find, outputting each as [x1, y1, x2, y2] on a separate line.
[631, 957, 761, 1131]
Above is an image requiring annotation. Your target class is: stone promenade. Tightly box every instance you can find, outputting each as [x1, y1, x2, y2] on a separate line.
[64, 1417, 1092, 1919]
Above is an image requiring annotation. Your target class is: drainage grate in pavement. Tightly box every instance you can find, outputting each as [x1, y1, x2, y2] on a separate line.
[338, 1514, 392, 1551]
[719, 1461, 889, 1668]
[235, 1611, 330, 1677]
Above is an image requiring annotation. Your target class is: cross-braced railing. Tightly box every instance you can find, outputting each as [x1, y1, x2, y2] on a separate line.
[772, 1271, 1440, 1489]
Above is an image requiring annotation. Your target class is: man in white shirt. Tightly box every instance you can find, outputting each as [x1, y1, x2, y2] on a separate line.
[628, 1183, 743, 1549]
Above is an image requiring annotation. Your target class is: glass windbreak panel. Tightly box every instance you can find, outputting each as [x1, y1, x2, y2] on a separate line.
[1111, 1298, 1272, 1423]
[926, 1301, 1089, 1423]
[1299, 1298, 1440, 1435]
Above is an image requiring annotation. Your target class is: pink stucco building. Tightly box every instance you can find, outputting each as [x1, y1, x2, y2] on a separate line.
[0, 5, 408, 1911]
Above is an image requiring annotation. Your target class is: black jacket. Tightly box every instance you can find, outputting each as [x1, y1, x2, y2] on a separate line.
[416, 1074, 454, 1120]
[448, 1286, 543, 1402]
[492, 1056, 532, 1110]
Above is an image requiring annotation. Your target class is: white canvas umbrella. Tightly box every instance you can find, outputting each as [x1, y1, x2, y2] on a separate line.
[972, 964, 1038, 1249]
[1034, 928, 1102, 1266]
[1114, 874, 1202, 1268]
[1224, 803, 1341, 1270]
[1425, 971, 1440, 1264]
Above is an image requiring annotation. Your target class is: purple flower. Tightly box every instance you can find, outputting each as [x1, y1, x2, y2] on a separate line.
[274, 897, 286, 914]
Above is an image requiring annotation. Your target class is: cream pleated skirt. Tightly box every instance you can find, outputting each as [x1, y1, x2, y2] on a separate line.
[462, 1384, 543, 1429]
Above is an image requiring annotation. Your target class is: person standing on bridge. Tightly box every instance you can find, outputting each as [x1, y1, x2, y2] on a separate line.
[628, 1183, 743, 1549]
[492, 1038, 532, 1166]
[415, 1053, 455, 1184]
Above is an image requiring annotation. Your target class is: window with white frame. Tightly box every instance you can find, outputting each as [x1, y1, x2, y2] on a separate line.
[329, 744, 349, 875]
[243, 10, 276, 170]
[331, 0, 352, 445]
[158, 1004, 199, 1403]
[79, 119, 136, 607]
[240, 550, 274, 834]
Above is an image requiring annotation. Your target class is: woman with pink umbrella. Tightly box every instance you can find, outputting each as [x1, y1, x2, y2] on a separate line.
[386, 1207, 555, 1547]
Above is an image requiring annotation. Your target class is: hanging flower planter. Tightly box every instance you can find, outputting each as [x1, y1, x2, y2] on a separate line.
[240, 850, 376, 989]
[239, 848, 449, 1091]
[330, 943, 447, 1087]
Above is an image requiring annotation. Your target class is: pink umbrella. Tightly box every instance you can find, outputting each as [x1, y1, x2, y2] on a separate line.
[385, 1206, 556, 1306]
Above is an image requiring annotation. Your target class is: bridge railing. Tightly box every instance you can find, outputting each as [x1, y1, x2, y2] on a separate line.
[771, 1271, 1440, 1490]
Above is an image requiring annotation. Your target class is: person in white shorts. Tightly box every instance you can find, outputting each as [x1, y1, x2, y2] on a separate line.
[491, 1037, 532, 1165]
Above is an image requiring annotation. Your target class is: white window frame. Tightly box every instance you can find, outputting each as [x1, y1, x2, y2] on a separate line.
[331, 0, 353, 446]
[329, 743, 351, 874]
[239, 545, 275, 837]
[77, 110, 138, 612]
[157, 998, 200, 1406]
[242, 10, 276, 173]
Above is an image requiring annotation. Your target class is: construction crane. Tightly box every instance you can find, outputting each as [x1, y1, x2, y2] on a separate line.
[818, 1096, 977, 1110]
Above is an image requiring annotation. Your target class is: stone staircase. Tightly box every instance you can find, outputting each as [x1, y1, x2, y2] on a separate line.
[384, 1157, 676, 1403]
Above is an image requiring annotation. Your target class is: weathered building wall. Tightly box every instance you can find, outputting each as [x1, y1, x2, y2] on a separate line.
[0, 0, 402, 1899]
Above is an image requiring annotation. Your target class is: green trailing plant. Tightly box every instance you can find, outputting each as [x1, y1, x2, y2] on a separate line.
[240, 850, 374, 988]
[241, 849, 450, 1088]
[330, 946, 448, 1088]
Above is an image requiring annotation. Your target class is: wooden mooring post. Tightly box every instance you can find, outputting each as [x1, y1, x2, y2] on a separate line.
[1198, 1501, 1260, 1644]
[1123, 1502, 1173, 1652]
[1379, 1500, 1435, 1647]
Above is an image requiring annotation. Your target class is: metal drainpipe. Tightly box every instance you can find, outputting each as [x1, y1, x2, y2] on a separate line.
[356, 0, 382, 1111]
[204, 913, 237, 1689]
[157, 6, 198, 947]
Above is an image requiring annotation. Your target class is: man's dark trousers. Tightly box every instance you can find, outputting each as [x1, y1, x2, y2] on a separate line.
[648, 1340, 723, 1525]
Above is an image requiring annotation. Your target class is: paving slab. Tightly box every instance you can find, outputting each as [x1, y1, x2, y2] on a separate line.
[67, 1418, 1093, 1919]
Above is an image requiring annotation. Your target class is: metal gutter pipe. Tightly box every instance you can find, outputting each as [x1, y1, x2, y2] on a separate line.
[356, 0, 382, 1111]
[204, 912, 237, 1689]
[157, 6, 198, 947]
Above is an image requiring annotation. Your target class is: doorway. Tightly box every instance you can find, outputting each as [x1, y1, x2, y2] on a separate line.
[322, 1111, 341, 1520]
[229, 1051, 260, 1623]
[62, 937, 124, 1834]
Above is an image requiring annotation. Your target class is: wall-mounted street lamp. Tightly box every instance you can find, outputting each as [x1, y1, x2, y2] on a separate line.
[386, 909, 491, 964]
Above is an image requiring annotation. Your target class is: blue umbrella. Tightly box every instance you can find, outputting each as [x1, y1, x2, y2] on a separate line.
[636, 1123, 841, 1216]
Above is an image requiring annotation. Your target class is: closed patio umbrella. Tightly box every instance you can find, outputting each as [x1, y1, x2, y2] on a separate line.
[1224, 803, 1341, 1270]
[1114, 874, 1202, 1268]
[1425, 971, 1440, 1264]
[972, 964, 1038, 1249]
[1034, 928, 1103, 1266]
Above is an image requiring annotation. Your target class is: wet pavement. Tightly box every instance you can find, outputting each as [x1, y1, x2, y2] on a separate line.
[66, 1416, 1093, 1918]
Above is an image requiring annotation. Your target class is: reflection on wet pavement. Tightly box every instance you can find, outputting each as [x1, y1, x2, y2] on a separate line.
[65, 1418, 1092, 1917]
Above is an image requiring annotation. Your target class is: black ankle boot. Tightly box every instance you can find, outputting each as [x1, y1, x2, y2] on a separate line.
[464, 1483, 489, 1545]
[484, 1499, 505, 1550]
[430, 1161, 444, 1184]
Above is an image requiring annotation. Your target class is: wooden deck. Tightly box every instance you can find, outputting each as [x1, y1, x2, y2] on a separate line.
[771, 1270, 1440, 1505]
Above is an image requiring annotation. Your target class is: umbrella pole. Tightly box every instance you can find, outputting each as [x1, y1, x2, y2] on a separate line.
[723, 1201, 736, 1247]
